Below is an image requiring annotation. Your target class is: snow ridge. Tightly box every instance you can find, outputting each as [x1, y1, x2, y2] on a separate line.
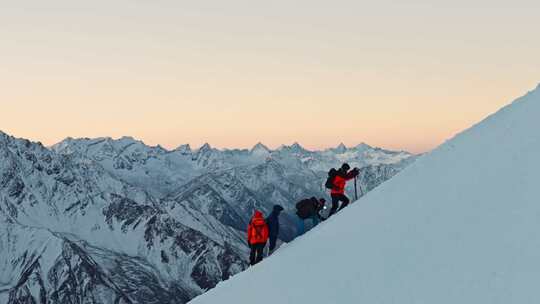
[189, 84, 540, 304]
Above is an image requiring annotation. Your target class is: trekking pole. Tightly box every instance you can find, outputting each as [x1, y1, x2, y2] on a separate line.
[354, 176, 358, 201]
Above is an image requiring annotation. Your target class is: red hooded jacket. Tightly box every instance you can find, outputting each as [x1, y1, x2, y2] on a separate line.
[331, 169, 359, 195]
[247, 211, 269, 245]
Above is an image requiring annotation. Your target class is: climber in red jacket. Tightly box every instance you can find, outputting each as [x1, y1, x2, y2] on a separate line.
[328, 163, 359, 217]
[247, 210, 269, 266]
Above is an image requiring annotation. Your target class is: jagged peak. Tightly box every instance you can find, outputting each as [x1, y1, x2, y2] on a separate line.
[175, 144, 192, 152]
[333, 143, 347, 153]
[278, 142, 307, 153]
[197, 143, 213, 152]
[291, 142, 304, 149]
[154, 144, 167, 153]
[251, 142, 270, 153]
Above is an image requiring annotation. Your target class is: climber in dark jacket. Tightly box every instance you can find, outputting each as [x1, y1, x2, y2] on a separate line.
[295, 197, 326, 237]
[265, 205, 284, 254]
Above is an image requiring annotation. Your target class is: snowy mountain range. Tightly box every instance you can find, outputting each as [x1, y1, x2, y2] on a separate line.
[51, 137, 416, 241]
[0, 132, 417, 303]
[190, 85, 540, 304]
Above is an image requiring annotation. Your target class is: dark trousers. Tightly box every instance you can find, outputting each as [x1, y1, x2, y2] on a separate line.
[249, 243, 266, 265]
[268, 236, 277, 253]
[296, 214, 320, 237]
[329, 194, 350, 217]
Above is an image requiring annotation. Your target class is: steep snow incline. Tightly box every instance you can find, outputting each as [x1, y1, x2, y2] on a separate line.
[190, 85, 540, 304]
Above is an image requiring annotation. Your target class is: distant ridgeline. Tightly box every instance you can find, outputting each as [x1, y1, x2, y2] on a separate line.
[0, 131, 416, 304]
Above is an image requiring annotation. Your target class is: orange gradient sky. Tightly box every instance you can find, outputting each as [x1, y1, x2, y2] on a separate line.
[1, 1, 539, 153]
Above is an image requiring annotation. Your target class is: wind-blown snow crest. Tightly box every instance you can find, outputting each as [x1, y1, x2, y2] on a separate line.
[189, 84, 540, 304]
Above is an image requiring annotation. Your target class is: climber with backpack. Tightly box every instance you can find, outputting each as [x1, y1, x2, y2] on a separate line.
[325, 163, 360, 218]
[247, 210, 270, 266]
[295, 197, 326, 237]
[265, 205, 284, 255]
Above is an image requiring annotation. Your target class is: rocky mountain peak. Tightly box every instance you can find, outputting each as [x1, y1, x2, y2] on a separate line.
[176, 144, 192, 155]
[278, 142, 307, 154]
[334, 143, 347, 153]
[198, 143, 212, 152]
[250, 142, 271, 156]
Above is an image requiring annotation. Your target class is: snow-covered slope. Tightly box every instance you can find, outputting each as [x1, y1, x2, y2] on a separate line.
[190, 85, 540, 304]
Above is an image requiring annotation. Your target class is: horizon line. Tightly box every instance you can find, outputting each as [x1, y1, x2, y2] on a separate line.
[0, 130, 424, 155]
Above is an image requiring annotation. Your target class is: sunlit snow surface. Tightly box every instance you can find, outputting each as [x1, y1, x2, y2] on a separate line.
[190, 84, 540, 304]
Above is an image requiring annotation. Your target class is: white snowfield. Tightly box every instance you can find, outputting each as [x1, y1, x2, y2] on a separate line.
[190, 84, 540, 304]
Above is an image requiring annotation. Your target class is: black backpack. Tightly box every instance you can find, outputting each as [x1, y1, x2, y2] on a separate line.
[296, 199, 313, 219]
[325, 168, 337, 189]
